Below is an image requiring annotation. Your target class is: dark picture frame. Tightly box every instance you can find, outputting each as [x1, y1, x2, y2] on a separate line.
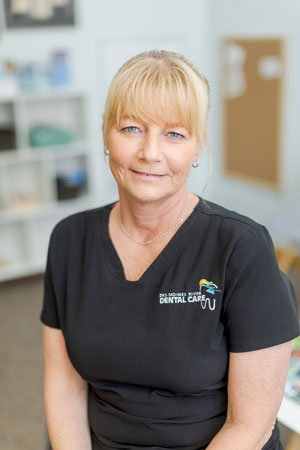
[3, 0, 75, 29]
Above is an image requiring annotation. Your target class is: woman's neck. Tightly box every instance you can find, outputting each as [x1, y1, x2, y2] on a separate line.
[116, 188, 198, 243]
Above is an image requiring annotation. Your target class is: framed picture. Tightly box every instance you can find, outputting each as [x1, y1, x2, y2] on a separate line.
[3, 0, 75, 28]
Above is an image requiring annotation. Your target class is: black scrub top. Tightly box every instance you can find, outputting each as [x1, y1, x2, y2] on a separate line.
[40, 198, 300, 450]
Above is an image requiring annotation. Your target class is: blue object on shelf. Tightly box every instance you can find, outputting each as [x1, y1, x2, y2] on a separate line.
[56, 169, 87, 200]
[18, 65, 36, 90]
[51, 51, 71, 86]
[65, 169, 86, 185]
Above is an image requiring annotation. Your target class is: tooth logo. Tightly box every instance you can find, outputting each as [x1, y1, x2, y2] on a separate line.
[199, 279, 222, 295]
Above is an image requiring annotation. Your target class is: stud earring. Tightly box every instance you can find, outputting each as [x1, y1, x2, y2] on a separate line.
[104, 148, 109, 156]
[192, 160, 199, 168]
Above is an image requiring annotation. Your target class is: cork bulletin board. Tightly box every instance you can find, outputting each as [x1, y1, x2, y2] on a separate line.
[222, 38, 284, 189]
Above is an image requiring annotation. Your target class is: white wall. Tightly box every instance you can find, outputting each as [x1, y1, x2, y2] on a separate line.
[208, 0, 300, 233]
[0, 0, 212, 205]
[1, 0, 299, 241]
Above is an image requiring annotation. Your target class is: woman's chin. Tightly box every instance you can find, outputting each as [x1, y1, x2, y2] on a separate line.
[121, 185, 173, 204]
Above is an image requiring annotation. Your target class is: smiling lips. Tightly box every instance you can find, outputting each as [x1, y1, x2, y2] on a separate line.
[131, 169, 166, 178]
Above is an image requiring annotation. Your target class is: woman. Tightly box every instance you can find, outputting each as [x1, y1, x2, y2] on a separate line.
[41, 50, 299, 450]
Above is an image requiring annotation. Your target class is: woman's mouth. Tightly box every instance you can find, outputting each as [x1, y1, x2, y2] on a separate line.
[130, 169, 166, 179]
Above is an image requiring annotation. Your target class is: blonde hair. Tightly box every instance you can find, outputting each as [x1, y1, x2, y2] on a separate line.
[102, 49, 212, 194]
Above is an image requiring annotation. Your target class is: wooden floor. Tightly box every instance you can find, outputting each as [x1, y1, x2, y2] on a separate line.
[0, 271, 299, 449]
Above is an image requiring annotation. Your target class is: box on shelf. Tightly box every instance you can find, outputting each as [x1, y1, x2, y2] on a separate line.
[0, 126, 16, 151]
[26, 96, 85, 146]
[53, 154, 88, 201]
[0, 101, 16, 151]
[56, 168, 87, 200]
[29, 125, 73, 148]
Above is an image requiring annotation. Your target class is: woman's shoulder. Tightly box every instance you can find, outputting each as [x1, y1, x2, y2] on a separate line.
[195, 197, 272, 246]
[49, 202, 112, 243]
[196, 197, 265, 231]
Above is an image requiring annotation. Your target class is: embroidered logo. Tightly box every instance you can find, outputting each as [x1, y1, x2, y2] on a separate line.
[159, 278, 222, 310]
[199, 279, 222, 295]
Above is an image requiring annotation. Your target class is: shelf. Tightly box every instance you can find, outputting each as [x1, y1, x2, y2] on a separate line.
[0, 148, 19, 160]
[25, 96, 86, 147]
[27, 213, 68, 262]
[0, 165, 9, 210]
[0, 195, 94, 224]
[7, 160, 48, 208]
[278, 395, 300, 434]
[0, 141, 91, 164]
[0, 258, 45, 282]
[0, 86, 87, 102]
[0, 89, 95, 282]
[0, 221, 27, 278]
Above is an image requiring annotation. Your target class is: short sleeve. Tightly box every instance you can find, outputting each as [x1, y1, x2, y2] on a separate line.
[223, 225, 300, 352]
[40, 227, 61, 329]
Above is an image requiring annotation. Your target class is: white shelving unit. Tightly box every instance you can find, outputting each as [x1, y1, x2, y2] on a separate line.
[0, 88, 96, 282]
[278, 395, 300, 435]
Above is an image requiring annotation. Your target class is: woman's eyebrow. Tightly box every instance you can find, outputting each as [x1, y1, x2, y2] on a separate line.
[119, 116, 187, 130]
[165, 122, 189, 131]
[120, 115, 139, 121]
[166, 123, 185, 128]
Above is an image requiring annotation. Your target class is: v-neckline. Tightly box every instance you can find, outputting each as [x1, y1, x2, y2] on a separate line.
[99, 198, 202, 285]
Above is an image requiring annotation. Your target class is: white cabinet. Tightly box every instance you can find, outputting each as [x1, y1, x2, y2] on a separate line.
[0, 88, 96, 282]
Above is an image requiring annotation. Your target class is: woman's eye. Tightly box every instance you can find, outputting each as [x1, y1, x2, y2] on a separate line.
[168, 131, 184, 140]
[122, 126, 140, 133]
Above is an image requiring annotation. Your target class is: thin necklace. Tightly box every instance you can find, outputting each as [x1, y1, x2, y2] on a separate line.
[118, 194, 192, 245]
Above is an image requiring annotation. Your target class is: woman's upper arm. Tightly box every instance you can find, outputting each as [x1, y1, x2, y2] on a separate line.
[226, 341, 291, 439]
[43, 324, 86, 391]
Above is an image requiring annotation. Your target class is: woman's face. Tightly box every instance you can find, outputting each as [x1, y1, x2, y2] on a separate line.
[106, 114, 203, 203]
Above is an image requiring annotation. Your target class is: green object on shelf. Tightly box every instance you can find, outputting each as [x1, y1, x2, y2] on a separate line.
[29, 125, 73, 147]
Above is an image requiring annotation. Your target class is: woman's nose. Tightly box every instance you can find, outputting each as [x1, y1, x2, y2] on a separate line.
[138, 131, 163, 162]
